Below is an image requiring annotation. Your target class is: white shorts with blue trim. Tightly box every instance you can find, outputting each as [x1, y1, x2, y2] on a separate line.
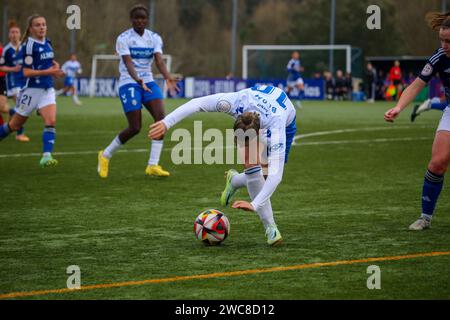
[15, 88, 56, 117]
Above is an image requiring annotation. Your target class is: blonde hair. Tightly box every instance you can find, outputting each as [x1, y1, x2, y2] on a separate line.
[20, 14, 44, 46]
[234, 112, 261, 132]
[426, 11, 450, 30]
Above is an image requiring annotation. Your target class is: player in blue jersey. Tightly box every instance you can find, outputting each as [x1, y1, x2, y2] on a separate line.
[384, 11, 450, 230]
[0, 15, 64, 167]
[0, 21, 30, 142]
[285, 51, 304, 108]
[56, 53, 82, 105]
[98, 4, 179, 178]
[149, 85, 297, 246]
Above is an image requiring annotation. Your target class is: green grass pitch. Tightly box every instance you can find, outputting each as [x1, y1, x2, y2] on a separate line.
[0, 96, 449, 299]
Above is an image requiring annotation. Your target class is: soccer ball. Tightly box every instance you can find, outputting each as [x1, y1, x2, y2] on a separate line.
[194, 209, 230, 245]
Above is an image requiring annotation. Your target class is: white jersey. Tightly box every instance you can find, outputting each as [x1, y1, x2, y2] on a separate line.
[116, 28, 163, 87]
[162, 85, 297, 211]
[61, 60, 82, 78]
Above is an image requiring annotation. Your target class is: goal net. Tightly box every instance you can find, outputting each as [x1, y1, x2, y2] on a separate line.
[89, 54, 173, 97]
[242, 45, 352, 80]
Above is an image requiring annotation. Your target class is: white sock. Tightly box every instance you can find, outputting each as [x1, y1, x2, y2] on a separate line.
[231, 172, 247, 189]
[103, 136, 122, 159]
[245, 166, 275, 228]
[148, 140, 164, 165]
[73, 94, 81, 104]
[417, 99, 431, 114]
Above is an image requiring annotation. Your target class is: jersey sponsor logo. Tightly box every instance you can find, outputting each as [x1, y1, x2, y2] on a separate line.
[216, 100, 231, 113]
[421, 63, 433, 77]
[40, 52, 54, 60]
[130, 47, 154, 59]
[24, 56, 33, 65]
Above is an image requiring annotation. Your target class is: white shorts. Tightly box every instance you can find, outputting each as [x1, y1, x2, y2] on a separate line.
[437, 107, 450, 132]
[7, 87, 21, 98]
[287, 78, 304, 88]
[15, 88, 56, 117]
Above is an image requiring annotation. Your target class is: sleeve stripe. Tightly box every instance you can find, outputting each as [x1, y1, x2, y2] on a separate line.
[26, 39, 34, 56]
[430, 49, 445, 64]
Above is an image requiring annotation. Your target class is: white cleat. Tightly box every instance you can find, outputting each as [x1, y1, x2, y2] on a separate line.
[409, 218, 431, 231]
[265, 224, 283, 246]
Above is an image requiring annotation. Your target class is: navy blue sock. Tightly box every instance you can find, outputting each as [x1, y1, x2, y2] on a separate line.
[430, 101, 447, 111]
[42, 126, 56, 154]
[0, 123, 12, 140]
[422, 170, 444, 219]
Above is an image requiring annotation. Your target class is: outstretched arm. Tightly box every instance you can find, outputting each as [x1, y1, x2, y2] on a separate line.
[149, 93, 228, 140]
[154, 52, 180, 96]
[384, 78, 426, 122]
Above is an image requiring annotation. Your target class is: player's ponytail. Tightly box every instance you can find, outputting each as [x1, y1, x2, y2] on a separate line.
[19, 14, 43, 48]
[426, 11, 450, 30]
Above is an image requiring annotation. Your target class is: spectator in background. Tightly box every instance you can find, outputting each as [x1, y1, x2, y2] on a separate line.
[365, 62, 377, 103]
[389, 60, 403, 100]
[345, 72, 353, 100]
[334, 69, 347, 101]
[405, 71, 415, 86]
[324, 71, 334, 100]
[376, 70, 388, 101]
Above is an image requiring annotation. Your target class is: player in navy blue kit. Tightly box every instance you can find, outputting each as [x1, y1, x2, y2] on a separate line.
[0, 15, 64, 167]
[384, 11, 450, 230]
[98, 4, 179, 178]
[0, 21, 30, 142]
[285, 51, 304, 108]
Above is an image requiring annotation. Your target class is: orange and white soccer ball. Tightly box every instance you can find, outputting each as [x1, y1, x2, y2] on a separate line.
[194, 209, 230, 245]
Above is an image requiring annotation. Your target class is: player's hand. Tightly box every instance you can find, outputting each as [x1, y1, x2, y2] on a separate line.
[384, 106, 402, 122]
[11, 65, 21, 72]
[166, 76, 181, 97]
[149, 121, 167, 140]
[232, 200, 255, 212]
[138, 79, 152, 92]
[49, 64, 64, 78]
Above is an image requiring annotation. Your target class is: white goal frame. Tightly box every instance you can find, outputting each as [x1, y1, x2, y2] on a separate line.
[89, 54, 173, 97]
[242, 45, 352, 79]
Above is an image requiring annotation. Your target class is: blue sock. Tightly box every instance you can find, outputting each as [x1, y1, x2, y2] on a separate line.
[0, 123, 12, 141]
[422, 170, 444, 219]
[430, 101, 447, 111]
[42, 126, 56, 154]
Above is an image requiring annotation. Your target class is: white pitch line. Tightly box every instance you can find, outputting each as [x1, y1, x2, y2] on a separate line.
[0, 136, 431, 159]
[294, 136, 431, 146]
[0, 126, 434, 159]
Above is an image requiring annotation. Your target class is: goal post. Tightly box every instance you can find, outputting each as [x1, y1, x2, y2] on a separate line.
[242, 44, 352, 79]
[89, 54, 173, 97]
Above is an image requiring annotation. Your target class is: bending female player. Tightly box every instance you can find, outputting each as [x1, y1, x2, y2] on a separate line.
[98, 4, 179, 178]
[384, 11, 450, 230]
[149, 85, 297, 246]
[0, 20, 29, 142]
[0, 14, 64, 167]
